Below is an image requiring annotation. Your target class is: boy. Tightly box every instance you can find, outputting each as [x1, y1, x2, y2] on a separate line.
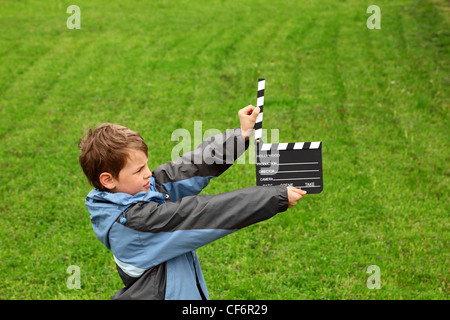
[79, 105, 306, 300]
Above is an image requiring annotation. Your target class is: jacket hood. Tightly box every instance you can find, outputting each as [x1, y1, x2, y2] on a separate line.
[85, 176, 166, 249]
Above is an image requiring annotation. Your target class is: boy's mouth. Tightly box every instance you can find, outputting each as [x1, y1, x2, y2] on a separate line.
[144, 181, 151, 189]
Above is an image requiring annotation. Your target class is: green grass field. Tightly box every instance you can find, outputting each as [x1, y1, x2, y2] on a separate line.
[0, 0, 448, 299]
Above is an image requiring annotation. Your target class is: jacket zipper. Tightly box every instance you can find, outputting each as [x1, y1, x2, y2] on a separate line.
[191, 252, 207, 300]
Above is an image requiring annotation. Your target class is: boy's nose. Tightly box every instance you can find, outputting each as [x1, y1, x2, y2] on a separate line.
[144, 167, 152, 179]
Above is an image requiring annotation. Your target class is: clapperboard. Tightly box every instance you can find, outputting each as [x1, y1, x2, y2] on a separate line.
[254, 78, 323, 193]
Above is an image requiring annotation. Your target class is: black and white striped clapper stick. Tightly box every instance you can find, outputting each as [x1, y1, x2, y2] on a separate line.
[255, 78, 324, 193]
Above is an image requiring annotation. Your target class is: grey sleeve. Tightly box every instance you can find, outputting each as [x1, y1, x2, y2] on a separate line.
[124, 185, 289, 233]
[152, 128, 249, 187]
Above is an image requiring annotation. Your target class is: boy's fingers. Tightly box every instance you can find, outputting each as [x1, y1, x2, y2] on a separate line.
[239, 105, 255, 115]
[250, 106, 261, 119]
[287, 187, 307, 208]
[289, 187, 307, 195]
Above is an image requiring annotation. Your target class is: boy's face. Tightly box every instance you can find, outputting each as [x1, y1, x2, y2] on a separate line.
[113, 149, 152, 195]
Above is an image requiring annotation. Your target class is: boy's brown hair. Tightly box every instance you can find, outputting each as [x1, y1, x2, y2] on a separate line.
[79, 123, 148, 191]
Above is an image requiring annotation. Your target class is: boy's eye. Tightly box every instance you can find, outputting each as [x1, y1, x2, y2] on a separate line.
[135, 166, 144, 174]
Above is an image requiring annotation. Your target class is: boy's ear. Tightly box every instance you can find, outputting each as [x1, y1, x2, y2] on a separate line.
[99, 172, 116, 190]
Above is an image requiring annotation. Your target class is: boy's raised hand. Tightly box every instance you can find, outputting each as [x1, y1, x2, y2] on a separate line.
[286, 187, 307, 208]
[238, 105, 261, 141]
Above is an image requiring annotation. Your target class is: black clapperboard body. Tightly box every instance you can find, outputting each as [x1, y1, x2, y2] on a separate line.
[254, 79, 323, 193]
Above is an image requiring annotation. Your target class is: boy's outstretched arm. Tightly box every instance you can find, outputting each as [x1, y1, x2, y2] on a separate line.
[152, 106, 260, 202]
[112, 185, 305, 269]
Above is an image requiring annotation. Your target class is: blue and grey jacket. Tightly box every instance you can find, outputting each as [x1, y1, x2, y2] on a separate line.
[85, 128, 289, 299]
